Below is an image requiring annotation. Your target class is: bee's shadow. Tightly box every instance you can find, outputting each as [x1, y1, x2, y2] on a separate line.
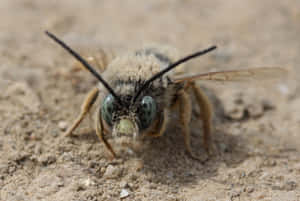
[136, 119, 250, 186]
[136, 86, 251, 186]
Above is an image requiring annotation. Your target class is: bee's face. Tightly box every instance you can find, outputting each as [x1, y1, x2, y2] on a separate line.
[101, 93, 157, 138]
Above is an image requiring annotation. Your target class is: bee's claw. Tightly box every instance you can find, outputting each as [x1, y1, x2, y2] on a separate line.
[187, 151, 209, 164]
[63, 129, 73, 137]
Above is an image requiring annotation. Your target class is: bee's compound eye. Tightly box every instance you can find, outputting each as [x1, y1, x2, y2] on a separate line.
[139, 96, 156, 129]
[101, 94, 115, 126]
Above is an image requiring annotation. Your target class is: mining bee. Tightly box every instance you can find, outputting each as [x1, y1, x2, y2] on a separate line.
[46, 31, 285, 161]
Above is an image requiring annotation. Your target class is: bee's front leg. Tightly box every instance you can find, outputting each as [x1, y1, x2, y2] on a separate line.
[147, 110, 169, 138]
[95, 108, 117, 158]
[64, 87, 99, 137]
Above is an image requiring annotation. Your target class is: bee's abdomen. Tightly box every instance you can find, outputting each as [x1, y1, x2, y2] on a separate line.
[142, 49, 171, 65]
[135, 45, 185, 77]
[135, 45, 179, 66]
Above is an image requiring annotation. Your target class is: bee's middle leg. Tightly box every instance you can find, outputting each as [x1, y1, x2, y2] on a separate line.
[64, 87, 99, 137]
[177, 90, 206, 161]
[189, 82, 214, 155]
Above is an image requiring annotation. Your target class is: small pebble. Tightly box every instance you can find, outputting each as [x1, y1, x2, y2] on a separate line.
[100, 167, 106, 174]
[103, 165, 122, 179]
[56, 177, 64, 187]
[120, 180, 129, 188]
[120, 189, 130, 199]
[83, 177, 95, 187]
[58, 121, 68, 131]
[126, 148, 135, 155]
[278, 84, 289, 95]
[246, 186, 254, 193]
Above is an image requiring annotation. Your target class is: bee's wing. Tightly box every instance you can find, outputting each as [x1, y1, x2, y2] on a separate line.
[173, 67, 287, 83]
[73, 48, 116, 73]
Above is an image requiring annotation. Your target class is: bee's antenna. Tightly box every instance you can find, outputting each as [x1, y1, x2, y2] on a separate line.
[133, 45, 217, 102]
[45, 31, 123, 105]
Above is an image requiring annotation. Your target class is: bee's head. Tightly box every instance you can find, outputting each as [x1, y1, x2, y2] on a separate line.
[101, 93, 157, 138]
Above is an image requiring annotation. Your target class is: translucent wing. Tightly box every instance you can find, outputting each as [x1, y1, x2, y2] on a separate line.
[173, 67, 287, 83]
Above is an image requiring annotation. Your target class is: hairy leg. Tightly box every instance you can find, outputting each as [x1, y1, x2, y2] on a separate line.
[147, 110, 169, 137]
[178, 90, 205, 161]
[95, 108, 117, 158]
[64, 87, 99, 137]
[190, 82, 213, 154]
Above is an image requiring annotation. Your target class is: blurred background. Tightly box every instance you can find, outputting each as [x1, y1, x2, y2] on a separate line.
[0, 1, 299, 200]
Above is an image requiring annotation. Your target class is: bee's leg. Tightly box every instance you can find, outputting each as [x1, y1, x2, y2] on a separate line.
[95, 108, 117, 158]
[189, 82, 213, 155]
[178, 90, 206, 162]
[64, 87, 99, 137]
[147, 110, 169, 137]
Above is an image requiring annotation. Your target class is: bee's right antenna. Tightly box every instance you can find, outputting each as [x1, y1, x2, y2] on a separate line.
[133, 45, 217, 102]
[45, 31, 123, 106]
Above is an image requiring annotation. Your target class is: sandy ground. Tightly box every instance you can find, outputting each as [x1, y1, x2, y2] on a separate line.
[1, 1, 300, 200]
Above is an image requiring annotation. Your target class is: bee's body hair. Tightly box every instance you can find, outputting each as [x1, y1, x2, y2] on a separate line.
[98, 46, 182, 107]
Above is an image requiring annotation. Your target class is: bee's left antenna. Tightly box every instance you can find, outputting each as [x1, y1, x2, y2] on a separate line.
[45, 31, 122, 105]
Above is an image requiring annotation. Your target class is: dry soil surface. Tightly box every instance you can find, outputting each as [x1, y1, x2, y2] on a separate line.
[0, 1, 300, 201]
